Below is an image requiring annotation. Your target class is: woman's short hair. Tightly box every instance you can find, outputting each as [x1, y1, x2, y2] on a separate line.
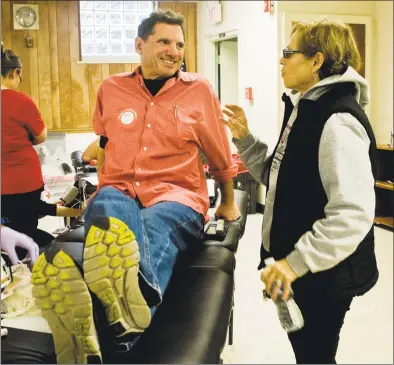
[292, 19, 361, 80]
[1, 42, 22, 77]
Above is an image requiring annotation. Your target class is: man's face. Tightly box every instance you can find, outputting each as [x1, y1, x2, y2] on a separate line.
[135, 23, 185, 79]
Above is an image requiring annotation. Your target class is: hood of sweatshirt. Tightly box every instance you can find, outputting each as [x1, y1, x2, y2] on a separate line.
[290, 66, 370, 110]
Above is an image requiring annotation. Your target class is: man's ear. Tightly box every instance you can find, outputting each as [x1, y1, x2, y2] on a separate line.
[135, 37, 144, 55]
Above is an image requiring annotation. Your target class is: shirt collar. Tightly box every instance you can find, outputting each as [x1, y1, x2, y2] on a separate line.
[178, 70, 197, 82]
[131, 66, 197, 83]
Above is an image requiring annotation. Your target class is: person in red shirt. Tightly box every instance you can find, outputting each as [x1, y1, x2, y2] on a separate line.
[31, 11, 240, 363]
[1, 43, 83, 251]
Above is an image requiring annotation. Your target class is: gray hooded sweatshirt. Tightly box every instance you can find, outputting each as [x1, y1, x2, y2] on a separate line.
[234, 67, 375, 277]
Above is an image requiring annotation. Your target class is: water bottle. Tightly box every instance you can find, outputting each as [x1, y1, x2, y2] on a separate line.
[262, 258, 304, 333]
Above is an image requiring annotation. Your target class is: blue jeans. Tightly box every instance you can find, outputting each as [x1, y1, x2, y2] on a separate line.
[84, 186, 204, 310]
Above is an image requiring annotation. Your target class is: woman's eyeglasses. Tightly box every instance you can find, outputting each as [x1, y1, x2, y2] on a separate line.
[282, 49, 304, 59]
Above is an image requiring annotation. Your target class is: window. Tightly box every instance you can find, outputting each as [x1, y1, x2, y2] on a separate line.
[79, 1, 157, 63]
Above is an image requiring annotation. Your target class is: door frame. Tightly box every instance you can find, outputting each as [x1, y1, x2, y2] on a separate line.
[203, 29, 239, 96]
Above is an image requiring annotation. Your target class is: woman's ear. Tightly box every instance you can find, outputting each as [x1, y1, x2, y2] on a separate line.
[313, 52, 324, 73]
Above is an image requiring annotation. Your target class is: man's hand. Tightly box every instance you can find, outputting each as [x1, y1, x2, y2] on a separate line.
[220, 104, 249, 140]
[0, 226, 39, 265]
[215, 202, 241, 222]
[260, 258, 299, 302]
[215, 181, 240, 221]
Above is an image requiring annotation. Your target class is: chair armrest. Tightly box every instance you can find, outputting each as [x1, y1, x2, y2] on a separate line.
[70, 150, 85, 169]
[233, 189, 248, 237]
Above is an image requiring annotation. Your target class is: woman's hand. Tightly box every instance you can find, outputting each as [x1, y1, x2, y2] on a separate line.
[260, 259, 299, 302]
[220, 104, 249, 140]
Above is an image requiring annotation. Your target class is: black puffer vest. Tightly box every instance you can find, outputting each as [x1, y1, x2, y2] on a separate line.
[259, 82, 379, 298]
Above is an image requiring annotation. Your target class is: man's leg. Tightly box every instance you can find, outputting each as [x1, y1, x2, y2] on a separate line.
[31, 250, 102, 364]
[83, 187, 152, 336]
[140, 201, 204, 305]
[31, 187, 150, 364]
[85, 189, 204, 308]
[84, 196, 204, 360]
[287, 293, 353, 364]
[31, 188, 204, 363]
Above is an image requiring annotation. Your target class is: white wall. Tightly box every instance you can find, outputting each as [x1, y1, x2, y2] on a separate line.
[372, 1, 393, 144]
[45, 132, 96, 156]
[197, 1, 279, 149]
[197, 1, 280, 204]
[278, 1, 376, 16]
[219, 38, 239, 153]
[66, 132, 97, 155]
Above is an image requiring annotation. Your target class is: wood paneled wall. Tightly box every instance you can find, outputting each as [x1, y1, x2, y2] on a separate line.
[1, 0, 197, 132]
[161, 1, 197, 73]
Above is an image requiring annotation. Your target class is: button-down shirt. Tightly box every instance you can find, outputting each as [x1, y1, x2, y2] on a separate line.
[92, 68, 238, 216]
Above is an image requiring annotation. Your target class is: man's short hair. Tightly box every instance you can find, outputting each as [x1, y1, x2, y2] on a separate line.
[137, 9, 185, 40]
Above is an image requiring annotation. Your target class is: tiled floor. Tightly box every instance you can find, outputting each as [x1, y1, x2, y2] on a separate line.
[222, 214, 393, 364]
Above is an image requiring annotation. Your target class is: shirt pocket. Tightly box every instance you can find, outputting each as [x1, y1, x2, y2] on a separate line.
[153, 106, 200, 148]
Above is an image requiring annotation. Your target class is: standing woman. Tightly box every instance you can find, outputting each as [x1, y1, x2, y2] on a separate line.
[221, 20, 378, 364]
[1, 43, 82, 248]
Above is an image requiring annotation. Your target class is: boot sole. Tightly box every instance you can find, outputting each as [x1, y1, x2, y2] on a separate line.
[31, 251, 102, 364]
[83, 216, 151, 337]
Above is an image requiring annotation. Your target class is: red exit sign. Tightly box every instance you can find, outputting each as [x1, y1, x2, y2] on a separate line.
[264, 0, 274, 13]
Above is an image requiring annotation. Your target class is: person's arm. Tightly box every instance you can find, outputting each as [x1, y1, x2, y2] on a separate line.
[92, 85, 106, 175]
[37, 200, 84, 217]
[21, 94, 47, 145]
[55, 205, 84, 217]
[221, 105, 272, 186]
[286, 113, 375, 277]
[82, 138, 99, 163]
[32, 126, 48, 145]
[215, 181, 238, 220]
[233, 133, 272, 186]
[195, 80, 239, 221]
[218, 181, 235, 204]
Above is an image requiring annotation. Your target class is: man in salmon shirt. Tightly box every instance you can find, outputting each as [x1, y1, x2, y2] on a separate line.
[31, 9, 240, 363]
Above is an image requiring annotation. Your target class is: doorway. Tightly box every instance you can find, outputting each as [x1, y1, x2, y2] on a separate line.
[214, 37, 239, 152]
[215, 37, 238, 106]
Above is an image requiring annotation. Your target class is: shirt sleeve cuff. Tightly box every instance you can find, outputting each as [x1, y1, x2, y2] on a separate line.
[233, 132, 255, 152]
[99, 136, 108, 149]
[209, 163, 238, 183]
[37, 201, 58, 216]
[286, 250, 310, 278]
